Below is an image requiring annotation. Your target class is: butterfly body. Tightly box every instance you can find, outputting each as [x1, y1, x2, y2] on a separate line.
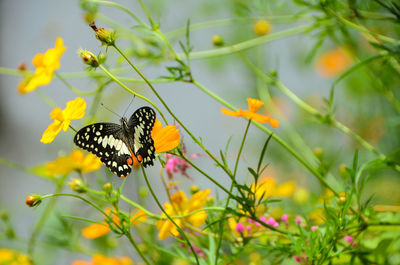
[74, 107, 156, 177]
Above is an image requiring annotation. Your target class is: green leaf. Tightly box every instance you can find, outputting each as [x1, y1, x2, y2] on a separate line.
[257, 134, 273, 174]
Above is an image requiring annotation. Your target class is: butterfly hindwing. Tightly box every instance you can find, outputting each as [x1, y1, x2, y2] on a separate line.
[128, 107, 156, 167]
[73, 123, 132, 177]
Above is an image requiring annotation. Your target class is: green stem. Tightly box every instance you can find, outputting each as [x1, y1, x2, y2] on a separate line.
[85, 0, 148, 28]
[215, 119, 252, 264]
[137, 0, 155, 27]
[125, 231, 152, 265]
[28, 176, 67, 258]
[141, 167, 200, 265]
[98, 64, 168, 124]
[181, 23, 315, 60]
[55, 72, 102, 96]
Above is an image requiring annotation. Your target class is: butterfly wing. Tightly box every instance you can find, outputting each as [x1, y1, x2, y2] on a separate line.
[73, 123, 132, 177]
[128, 106, 156, 167]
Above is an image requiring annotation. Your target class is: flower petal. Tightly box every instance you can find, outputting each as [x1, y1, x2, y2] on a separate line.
[82, 223, 110, 239]
[151, 120, 180, 153]
[40, 121, 63, 144]
[221, 107, 242, 117]
[247, 98, 264, 113]
[64, 97, 86, 120]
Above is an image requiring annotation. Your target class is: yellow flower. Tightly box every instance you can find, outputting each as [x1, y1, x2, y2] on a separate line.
[130, 119, 180, 167]
[0, 249, 32, 265]
[72, 254, 132, 265]
[82, 209, 146, 239]
[221, 98, 279, 126]
[315, 47, 353, 77]
[41, 97, 86, 144]
[45, 150, 101, 175]
[252, 177, 295, 200]
[157, 189, 211, 240]
[18, 37, 66, 94]
[253, 20, 271, 36]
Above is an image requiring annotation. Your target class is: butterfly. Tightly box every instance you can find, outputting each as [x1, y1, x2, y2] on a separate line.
[74, 106, 156, 177]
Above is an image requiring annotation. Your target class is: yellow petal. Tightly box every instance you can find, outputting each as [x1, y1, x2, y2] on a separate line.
[151, 119, 180, 153]
[247, 98, 264, 113]
[64, 97, 86, 120]
[82, 223, 110, 239]
[221, 107, 242, 117]
[40, 121, 63, 144]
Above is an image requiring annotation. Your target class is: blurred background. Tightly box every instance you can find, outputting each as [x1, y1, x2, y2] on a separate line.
[1, 0, 399, 264]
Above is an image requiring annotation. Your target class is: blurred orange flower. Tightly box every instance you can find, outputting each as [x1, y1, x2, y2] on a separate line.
[252, 177, 296, 200]
[0, 249, 32, 265]
[130, 119, 180, 167]
[72, 254, 132, 265]
[315, 47, 353, 77]
[221, 98, 279, 126]
[18, 37, 66, 94]
[45, 150, 101, 175]
[41, 97, 86, 144]
[82, 209, 146, 239]
[157, 189, 211, 240]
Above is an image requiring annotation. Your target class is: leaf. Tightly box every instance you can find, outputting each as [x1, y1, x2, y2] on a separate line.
[248, 167, 258, 181]
[257, 134, 273, 174]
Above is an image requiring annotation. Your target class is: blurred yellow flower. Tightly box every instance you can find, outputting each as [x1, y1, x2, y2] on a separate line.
[0, 249, 32, 265]
[252, 177, 295, 200]
[253, 20, 271, 36]
[315, 47, 353, 77]
[130, 119, 180, 167]
[41, 97, 86, 144]
[46, 150, 101, 175]
[18, 37, 66, 94]
[82, 209, 146, 239]
[221, 98, 279, 126]
[72, 254, 132, 265]
[157, 189, 211, 240]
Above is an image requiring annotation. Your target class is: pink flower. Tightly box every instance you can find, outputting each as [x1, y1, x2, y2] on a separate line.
[246, 225, 252, 231]
[295, 217, 302, 224]
[165, 153, 191, 179]
[294, 256, 302, 262]
[311, 225, 318, 231]
[281, 214, 288, 223]
[266, 217, 279, 227]
[235, 223, 245, 233]
[344, 235, 356, 246]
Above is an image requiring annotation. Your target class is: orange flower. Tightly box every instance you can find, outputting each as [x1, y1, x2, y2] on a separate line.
[45, 150, 101, 175]
[72, 254, 132, 265]
[315, 47, 353, 77]
[252, 177, 295, 200]
[18, 37, 66, 94]
[130, 119, 180, 167]
[41, 97, 86, 144]
[82, 209, 146, 239]
[157, 189, 211, 240]
[221, 98, 279, 126]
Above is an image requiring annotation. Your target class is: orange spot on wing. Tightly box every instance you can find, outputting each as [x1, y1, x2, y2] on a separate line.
[136, 154, 143, 162]
[126, 157, 133, 166]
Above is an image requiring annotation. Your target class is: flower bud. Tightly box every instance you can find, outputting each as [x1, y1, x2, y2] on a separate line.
[68, 178, 87, 193]
[338, 192, 347, 205]
[103, 182, 113, 193]
[190, 185, 200, 194]
[313, 147, 323, 159]
[253, 20, 271, 36]
[212, 35, 224, 46]
[89, 21, 116, 46]
[25, 195, 42, 207]
[139, 187, 149, 198]
[79, 49, 100, 68]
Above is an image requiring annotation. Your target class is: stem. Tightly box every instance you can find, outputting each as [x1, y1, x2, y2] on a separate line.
[215, 119, 252, 264]
[125, 230, 152, 265]
[28, 176, 67, 257]
[137, 0, 155, 27]
[55, 72, 102, 96]
[141, 167, 200, 265]
[98, 64, 168, 124]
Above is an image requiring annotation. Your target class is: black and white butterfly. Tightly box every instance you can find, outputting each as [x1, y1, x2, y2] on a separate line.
[74, 106, 156, 177]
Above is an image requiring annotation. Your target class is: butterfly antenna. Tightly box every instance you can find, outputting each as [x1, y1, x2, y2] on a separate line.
[100, 103, 122, 118]
[123, 97, 135, 117]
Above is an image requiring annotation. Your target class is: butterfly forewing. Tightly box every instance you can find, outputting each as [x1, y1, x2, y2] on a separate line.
[73, 123, 132, 177]
[128, 107, 156, 167]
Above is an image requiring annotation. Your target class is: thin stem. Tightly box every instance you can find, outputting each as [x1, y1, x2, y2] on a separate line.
[181, 23, 315, 60]
[98, 64, 168, 124]
[85, 0, 148, 28]
[125, 230, 152, 265]
[28, 176, 67, 257]
[137, 0, 155, 27]
[141, 167, 200, 265]
[55, 72, 101, 96]
[215, 119, 252, 264]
